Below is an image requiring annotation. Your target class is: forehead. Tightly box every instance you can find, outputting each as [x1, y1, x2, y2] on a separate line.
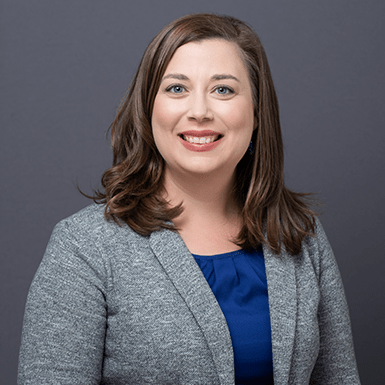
[164, 39, 248, 78]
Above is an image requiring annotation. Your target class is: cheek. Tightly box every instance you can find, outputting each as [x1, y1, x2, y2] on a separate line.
[152, 97, 167, 131]
[151, 96, 182, 162]
[222, 100, 254, 162]
[237, 98, 255, 128]
[216, 100, 254, 135]
[152, 96, 183, 133]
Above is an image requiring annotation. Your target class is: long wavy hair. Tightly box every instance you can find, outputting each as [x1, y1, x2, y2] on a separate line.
[90, 13, 316, 255]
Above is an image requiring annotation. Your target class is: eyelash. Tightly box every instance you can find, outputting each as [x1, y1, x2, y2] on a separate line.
[165, 84, 186, 93]
[165, 84, 235, 95]
[214, 85, 234, 95]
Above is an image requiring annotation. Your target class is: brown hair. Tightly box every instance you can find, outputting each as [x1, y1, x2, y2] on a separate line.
[91, 13, 316, 255]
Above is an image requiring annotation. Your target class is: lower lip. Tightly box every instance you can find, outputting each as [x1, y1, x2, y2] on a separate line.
[179, 136, 222, 152]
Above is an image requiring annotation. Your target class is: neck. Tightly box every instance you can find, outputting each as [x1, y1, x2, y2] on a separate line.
[163, 167, 240, 228]
[163, 167, 243, 255]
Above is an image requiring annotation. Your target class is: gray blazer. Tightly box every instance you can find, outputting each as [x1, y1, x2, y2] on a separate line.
[18, 204, 360, 384]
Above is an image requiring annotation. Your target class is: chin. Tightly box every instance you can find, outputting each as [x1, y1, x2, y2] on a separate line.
[179, 161, 236, 178]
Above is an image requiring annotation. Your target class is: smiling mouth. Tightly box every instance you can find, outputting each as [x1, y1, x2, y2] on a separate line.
[179, 134, 223, 144]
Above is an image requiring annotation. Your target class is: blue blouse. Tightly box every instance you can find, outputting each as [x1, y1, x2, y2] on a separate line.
[192, 248, 274, 384]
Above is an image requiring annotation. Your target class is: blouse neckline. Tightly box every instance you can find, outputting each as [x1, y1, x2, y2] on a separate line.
[192, 248, 255, 260]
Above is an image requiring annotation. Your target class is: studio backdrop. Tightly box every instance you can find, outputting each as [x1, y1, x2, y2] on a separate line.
[1, 0, 384, 384]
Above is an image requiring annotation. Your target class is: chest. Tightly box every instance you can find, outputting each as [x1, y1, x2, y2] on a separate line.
[101, 250, 221, 384]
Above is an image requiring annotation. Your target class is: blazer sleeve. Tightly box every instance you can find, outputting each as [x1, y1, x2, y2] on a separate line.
[18, 220, 108, 385]
[309, 220, 361, 384]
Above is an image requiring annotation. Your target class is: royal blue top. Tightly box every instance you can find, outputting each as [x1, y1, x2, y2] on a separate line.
[192, 248, 274, 385]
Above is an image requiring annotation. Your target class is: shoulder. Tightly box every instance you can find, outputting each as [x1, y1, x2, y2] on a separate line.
[305, 217, 332, 255]
[51, 203, 143, 248]
[297, 217, 342, 285]
[53, 203, 116, 238]
[302, 217, 331, 257]
[41, 204, 148, 281]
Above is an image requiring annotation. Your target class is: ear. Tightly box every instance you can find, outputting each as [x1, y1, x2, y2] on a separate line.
[253, 118, 258, 131]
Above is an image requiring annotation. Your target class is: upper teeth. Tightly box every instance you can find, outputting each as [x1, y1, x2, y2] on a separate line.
[184, 135, 217, 144]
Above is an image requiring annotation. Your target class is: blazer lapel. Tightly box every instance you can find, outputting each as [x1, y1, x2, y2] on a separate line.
[263, 244, 297, 385]
[149, 228, 234, 385]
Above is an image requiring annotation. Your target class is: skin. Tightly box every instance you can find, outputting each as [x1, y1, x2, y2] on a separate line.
[152, 39, 255, 254]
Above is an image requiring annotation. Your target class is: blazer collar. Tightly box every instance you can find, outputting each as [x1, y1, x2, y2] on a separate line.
[263, 243, 297, 385]
[149, 228, 235, 385]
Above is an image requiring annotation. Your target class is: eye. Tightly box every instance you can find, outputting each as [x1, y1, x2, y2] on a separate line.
[214, 86, 234, 95]
[166, 84, 186, 94]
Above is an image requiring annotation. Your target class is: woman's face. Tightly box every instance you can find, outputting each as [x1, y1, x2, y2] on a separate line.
[152, 39, 255, 179]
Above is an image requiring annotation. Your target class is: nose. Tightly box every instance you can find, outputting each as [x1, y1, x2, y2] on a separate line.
[186, 92, 213, 122]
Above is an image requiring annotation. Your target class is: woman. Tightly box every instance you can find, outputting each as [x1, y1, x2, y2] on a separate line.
[18, 14, 360, 384]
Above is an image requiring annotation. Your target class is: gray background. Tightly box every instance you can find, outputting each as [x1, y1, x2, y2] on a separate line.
[1, 0, 384, 383]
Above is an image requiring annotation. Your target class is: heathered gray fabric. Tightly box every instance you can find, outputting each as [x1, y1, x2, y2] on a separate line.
[18, 204, 360, 384]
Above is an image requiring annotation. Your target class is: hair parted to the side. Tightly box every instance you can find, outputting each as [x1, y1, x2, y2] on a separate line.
[90, 13, 316, 255]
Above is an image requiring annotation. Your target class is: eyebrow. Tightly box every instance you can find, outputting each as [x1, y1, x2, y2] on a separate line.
[162, 73, 189, 81]
[161, 73, 240, 82]
[211, 74, 239, 82]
